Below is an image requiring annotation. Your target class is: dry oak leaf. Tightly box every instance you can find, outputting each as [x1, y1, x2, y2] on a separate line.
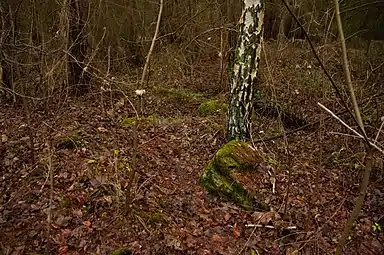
[233, 223, 241, 239]
[211, 233, 223, 242]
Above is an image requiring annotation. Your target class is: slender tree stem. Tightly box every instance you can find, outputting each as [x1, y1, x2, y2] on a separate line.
[334, 0, 366, 136]
[333, 0, 372, 253]
[335, 147, 373, 255]
[140, 0, 163, 87]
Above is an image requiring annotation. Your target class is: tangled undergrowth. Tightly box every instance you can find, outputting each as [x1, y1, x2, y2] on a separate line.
[1, 42, 383, 254]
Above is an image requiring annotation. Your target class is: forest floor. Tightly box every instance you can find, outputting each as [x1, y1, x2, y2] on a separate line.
[1, 42, 384, 255]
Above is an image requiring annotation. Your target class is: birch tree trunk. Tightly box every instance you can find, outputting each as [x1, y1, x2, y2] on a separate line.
[227, 0, 264, 141]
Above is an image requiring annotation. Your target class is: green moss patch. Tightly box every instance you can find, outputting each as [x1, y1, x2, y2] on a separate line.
[198, 100, 228, 116]
[119, 117, 138, 127]
[119, 115, 186, 128]
[200, 162, 254, 208]
[147, 212, 168, 226]
[119, 115, 159, 127]
[57, 135, 83, 149]
[200, 140, 266, 210]
[158, 87, 205, 103]
[110, 248, 132, 255]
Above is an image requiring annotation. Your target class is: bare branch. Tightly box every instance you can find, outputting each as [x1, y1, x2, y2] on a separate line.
[318, 102, 384, 155]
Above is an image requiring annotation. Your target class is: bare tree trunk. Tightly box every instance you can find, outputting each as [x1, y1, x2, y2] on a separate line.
[227, 0, 240, 51]
[227, 0, 265, 141]
[68, 0, 90, 95]
[0, 2, 13, 100]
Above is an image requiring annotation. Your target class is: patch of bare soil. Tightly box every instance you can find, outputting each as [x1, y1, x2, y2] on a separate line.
[1, 43, 384, 254]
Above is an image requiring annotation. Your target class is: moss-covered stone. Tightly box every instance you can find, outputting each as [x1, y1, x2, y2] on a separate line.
[200, 140, 265, 210]
[200, 162, 254, 209]
[110, 248, 132, 255]
[198, 100, 228, 116]
[215, 140, 263, 174]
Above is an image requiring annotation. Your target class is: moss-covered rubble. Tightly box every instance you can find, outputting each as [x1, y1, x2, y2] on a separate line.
[200, 140, 266, 209]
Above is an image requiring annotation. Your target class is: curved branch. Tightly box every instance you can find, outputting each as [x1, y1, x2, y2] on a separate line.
[140, 0, 163, 87]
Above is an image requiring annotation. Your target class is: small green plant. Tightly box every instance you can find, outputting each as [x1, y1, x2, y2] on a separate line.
[254, 89, 263, 101]
[110, 248, 132, 255]
[331, 146, 346, 164]
[265, 156, 278, 166]
[119, 117, 138, 127]
[57, 135, 83, 149]
[361, 112, 372, 123]
[147, 212, 168, 225]
[373, 222, 382, 232]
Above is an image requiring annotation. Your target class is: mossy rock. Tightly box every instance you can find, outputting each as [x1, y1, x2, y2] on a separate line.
[215, 140, 263, 174]
[200, 162, 254, 208]
[110, 248, 132, 255]
[198, 100, 228, 116]
[200, 140, 265, 210]
[158, 87, 205, 103]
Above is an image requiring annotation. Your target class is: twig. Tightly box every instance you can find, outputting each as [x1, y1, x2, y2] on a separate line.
[135, 215, 151, 235]
[298, 197, 346, 251]
[318, 103, 362, 138]
[47, 140, 53, 226]
[237, 226, 257, 255]
[318, 103, 384, 155]
[121, 4, 213, 44]
[244, 224, 297, 230]
[279, 0, 367, 141]
[275, 231, 309, 242]
[283, 167, 292, 215]
[374, 117, 384, 144]
[252, 88, 383, 145]
[341, 1, 384, 14]
[329, 131, 362, 139]
[0, 86, 52, 100]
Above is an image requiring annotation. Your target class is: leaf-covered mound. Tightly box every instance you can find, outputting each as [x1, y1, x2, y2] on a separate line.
[200, 140, 266, 210]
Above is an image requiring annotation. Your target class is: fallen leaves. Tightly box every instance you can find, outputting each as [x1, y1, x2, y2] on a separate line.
[211, 233, 223, 242]
[223, 213, 231, 222]
[1, 80, 383, 255]
[82, 220, 91, 228]
[233, 223, 241, 239]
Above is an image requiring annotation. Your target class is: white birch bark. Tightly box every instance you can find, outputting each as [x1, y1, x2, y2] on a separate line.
[228, 0, 264, 141]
